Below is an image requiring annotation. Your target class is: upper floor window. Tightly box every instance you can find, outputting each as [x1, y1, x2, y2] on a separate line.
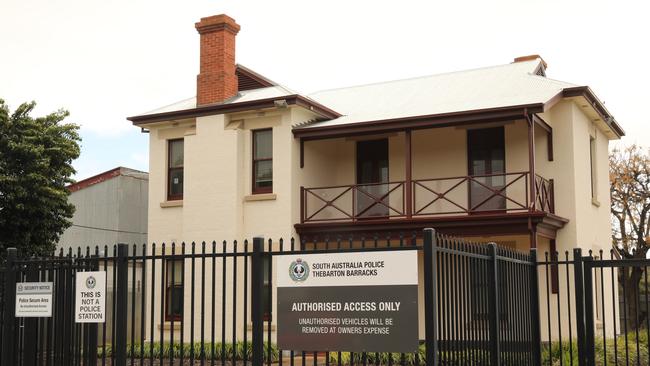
[168, 139, 184, 200]
[252, 129, 272, 194]
[589, 136, 598, 201]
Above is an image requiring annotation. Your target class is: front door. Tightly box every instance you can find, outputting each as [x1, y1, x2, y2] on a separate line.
[356, 139, 389, 218]
[468, 127, 506, 212]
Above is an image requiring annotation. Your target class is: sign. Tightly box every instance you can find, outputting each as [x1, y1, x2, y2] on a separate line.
[75, 271, 106, 323]
[15, 282, 53, 317]
[277, 250, 418, 353]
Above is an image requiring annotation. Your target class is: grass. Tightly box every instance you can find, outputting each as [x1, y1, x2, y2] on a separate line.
[97, 341, 279, 362]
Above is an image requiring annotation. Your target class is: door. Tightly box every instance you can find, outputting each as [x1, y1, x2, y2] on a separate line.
[356, 139, 389, 218]
[468, 127, 506, 212]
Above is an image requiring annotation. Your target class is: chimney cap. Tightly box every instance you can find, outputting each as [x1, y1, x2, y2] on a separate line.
[513, 54, 547, 69]
[195, 14, 241, 35]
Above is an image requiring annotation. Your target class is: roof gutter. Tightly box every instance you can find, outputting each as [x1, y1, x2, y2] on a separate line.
[127, 94, 341, 125]
[292, 103, 545, 140]
[562, 86, 625, 137]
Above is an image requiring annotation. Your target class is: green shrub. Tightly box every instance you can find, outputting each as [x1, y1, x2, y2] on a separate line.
[97, 341, 278, 362]
[328, 344, 426, 365]
[542, 329, 650, 366]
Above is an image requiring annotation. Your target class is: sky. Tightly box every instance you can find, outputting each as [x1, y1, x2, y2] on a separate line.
[1, 0, 648, 180]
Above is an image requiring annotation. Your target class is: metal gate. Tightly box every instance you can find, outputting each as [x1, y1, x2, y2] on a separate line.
[579, 254, 650, 366]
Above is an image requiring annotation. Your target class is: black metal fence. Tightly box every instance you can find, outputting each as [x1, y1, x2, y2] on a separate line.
[3, 230, 643, 366]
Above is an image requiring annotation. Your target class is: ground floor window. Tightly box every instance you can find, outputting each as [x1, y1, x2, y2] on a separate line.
[165, 259, 183, 321]
[262, 256, 271, 320]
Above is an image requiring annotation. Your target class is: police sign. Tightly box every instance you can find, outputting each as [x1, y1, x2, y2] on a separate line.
[276, 250, 418, 353]
[15, 282, 53, 317]
[75, 271, 106, 323]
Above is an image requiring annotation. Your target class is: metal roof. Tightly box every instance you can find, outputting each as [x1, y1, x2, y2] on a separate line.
[298, 59, 575, 129]
[132, 58, 622, 137]
[140, 85, 297, 116]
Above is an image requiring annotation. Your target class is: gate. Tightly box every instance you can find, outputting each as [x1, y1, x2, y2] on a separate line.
[581, 254, 650, 366]
[0, 230, 539, 366]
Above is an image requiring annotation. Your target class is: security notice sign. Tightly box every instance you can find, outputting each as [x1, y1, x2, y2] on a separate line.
[276, 250, 418, 353]
[75, 271, 106, 323]
[15, 282, 53, 317]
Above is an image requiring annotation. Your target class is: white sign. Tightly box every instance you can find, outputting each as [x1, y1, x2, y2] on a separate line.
[16, 282, 53, 317]
[276, 250, 418, 288]
[75, 271, 106, 323]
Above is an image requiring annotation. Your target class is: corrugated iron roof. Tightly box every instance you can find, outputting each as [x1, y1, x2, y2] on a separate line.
[140, 85, 297, 116]
[298, 59, 575, 129]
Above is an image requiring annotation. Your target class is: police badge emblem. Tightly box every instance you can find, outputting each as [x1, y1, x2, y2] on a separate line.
[289, 258, 309, 282]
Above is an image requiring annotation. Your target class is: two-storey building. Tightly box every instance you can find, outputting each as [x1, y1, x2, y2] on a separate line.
[128, 14, 623, 342]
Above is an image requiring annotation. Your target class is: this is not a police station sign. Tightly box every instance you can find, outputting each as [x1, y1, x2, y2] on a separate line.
[276, 250, 418, 353]
[75, 271, 106, 323]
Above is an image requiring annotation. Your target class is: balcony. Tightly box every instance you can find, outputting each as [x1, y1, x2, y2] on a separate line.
[300, 172, 554, 224]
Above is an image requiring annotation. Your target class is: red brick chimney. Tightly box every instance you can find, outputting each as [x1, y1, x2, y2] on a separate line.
[195, 14, 241, 106]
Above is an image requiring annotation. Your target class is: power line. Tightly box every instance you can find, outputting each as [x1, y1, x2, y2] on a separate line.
[71, 224, 147, 235]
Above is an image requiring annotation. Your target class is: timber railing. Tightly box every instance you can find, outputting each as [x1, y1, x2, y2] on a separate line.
[301, 171, 555, 223]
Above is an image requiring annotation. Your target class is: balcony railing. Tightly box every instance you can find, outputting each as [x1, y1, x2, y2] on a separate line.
[300, 172, 554, 223]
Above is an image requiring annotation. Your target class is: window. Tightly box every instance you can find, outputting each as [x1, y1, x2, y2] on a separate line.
[252, 129, 272, 194]
[589, 136, 597, 200]
[165, 260, 183, 321]
[262, 256, 271, 320]
[168, 139, 184, 200]
[468, 127, 506, 211]
[550, 239, 559, 294]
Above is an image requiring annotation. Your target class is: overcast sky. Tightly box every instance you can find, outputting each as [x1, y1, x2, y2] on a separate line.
[1, 0, 648, 180]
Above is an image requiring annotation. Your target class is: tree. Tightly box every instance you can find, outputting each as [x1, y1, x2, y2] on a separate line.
[610, 144, 650, 329]
[0, 99, 80, 257]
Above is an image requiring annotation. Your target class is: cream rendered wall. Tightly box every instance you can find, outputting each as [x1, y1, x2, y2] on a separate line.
[535, 100, 618, 339]
[411, 127, 467, 215]
[145, 106, 321, 343]
[570, 102, 618, 336]
[148, 125, 191, 244]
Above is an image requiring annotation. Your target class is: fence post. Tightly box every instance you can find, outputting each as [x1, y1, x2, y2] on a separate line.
[251, 237, 265, 366]
[583, 255, 596, 366]
[85, 255, 99, 366]
[114, 244, 129, 366]
[23, 267, 39, 366]
[487, 243, 500, 366]
[573, 248, 586, 366]
[423, 228, 438, 366]
[529, 249, 542, 366]
[1, 248, 17, 366]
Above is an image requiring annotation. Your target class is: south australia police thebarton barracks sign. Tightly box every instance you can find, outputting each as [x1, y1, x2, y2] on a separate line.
[277, 250, 418, 353]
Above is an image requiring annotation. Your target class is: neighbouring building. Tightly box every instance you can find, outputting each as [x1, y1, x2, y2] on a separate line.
[128, 14, 624, 343]
[60, 167, 148, 342]
[60, 166, 149, 251]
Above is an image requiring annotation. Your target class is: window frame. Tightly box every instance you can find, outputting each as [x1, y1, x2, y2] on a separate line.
[164, 259, 183, 321]
[589, 136, 597, 200]
[262, 256, 271, 321]
[252, 128, 273, 194]
[167, 138, 184, 201]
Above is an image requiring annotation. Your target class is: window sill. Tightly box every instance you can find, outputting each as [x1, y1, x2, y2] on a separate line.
[591, 198, 601, 207]
[247, 323, 276, 331]
[160, 200, 183, 208]
[244, 193, 276, 202]
[158, 322, 182, 331]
